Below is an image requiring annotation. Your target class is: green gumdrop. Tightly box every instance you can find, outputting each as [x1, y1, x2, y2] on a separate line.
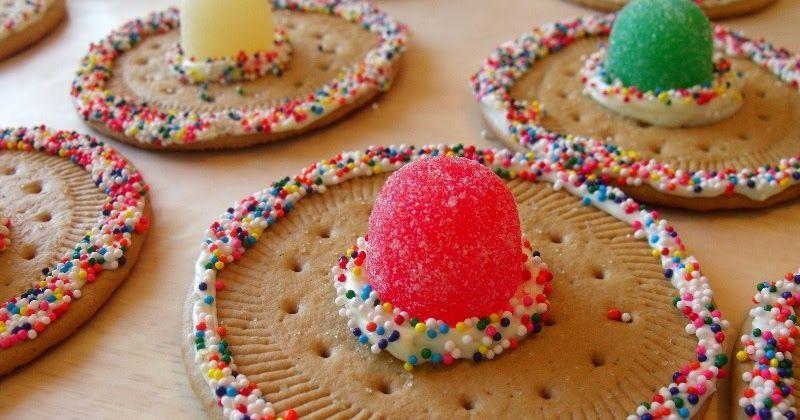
[605, 0, 713, 92]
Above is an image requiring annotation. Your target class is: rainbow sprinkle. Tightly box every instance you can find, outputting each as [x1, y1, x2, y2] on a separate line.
[333, 236, 552, 370]
[581, 46, 744, 109]
[190, 143, 728, 419]
[166, 28, 292, 85]
[471, 14, 800, 202]
[71, 0, 408, 148]
[0, 126, 149, 351]
[737, 271, 800, 419]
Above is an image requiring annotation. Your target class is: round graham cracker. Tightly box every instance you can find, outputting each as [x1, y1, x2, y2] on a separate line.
[183, 168, 717, 418]
[0, 130, 150, 375]
[74, 4, 406, 151]
[475, 22, 800, 210]
[510, 38, 800, 176]
[0, 0, 65, 61]
[563, 0, 777, 19]
[512, 38, 800, 208]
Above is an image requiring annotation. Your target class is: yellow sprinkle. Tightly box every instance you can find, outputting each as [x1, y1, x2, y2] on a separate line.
[478, 345, 488, 354]
[455, 322, 466, 332]
[651, 249, 660, 258]
[353, 267, 362, 277]
[382, 302, 392, 312]
[489, 313, 499, 323]
[736, 351, 747, 362]
[771, 358, 779, 368]
[214, 261, 225, 270]
[414, 323, 426, 333]
[403, 362, 414, 371]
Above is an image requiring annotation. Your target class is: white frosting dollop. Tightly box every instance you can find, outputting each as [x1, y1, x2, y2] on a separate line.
[332, 235, 551, 368]
[581, 48, 745, 128]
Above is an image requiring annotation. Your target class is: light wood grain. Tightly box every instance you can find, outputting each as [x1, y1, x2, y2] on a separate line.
[0, 0, 797, 418]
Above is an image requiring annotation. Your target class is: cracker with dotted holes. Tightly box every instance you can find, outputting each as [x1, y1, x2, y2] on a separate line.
[474, 16, 800, 210]
[0, 128, 150, 375]
[73, 2, 407, 151]
[563, 0, 776, 19]
[182, 145, 731, 419]
[0, 0, 65, 60]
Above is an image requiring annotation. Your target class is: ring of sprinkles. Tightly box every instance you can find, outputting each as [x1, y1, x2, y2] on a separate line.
[0, 126, 149, 350]
[71, 0, 408, 148]
[333, 236, 553, 370]
[0, 217, 10, 252]
[736, 270, 800, 419]
[471, 14, 800, 202]
[0, 0, 53, 41]
[165, 29, 292, 85]
[188, 144, 728, 419]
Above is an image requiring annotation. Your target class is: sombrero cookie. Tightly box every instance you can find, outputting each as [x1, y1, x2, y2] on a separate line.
[732, 270, 800, 419]
[0, 0, 65, 60]
[563, 0, 776, 19]
[71, 0, 407, 151]
[0, 126, 150, 375]
[472, 0, 800, 210]
[182, 144, 729, 418]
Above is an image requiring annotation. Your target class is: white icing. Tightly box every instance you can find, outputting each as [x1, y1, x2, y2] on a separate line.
[738, 276, 799, 419]
[581, 49, 745, 128]
[166, 30, 292, 84]
[333, 236, 549, 366]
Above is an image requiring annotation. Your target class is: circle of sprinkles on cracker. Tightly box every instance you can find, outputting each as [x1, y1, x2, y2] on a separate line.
[737, 270, 800, 419]
[71, 0, 408, 148]
[471, 14, 800, 202]
[0, 126, 149, 350]
[189, 144, 728, 419]
[166, 28, 292, 85]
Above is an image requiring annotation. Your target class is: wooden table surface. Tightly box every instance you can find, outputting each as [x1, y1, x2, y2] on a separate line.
[0, 0, 798, 417]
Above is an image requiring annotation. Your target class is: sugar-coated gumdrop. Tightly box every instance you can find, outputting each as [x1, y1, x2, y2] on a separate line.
[606, 0, 713, 92]
[366, 156, 523, 326]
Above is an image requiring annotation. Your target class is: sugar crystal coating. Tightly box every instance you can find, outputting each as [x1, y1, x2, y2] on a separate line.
[606, 0, 713, 92]
[366, 156, 523, 325]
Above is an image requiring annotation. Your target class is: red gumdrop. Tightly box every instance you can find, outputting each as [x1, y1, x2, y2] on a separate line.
[366, 156, 523, 325]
